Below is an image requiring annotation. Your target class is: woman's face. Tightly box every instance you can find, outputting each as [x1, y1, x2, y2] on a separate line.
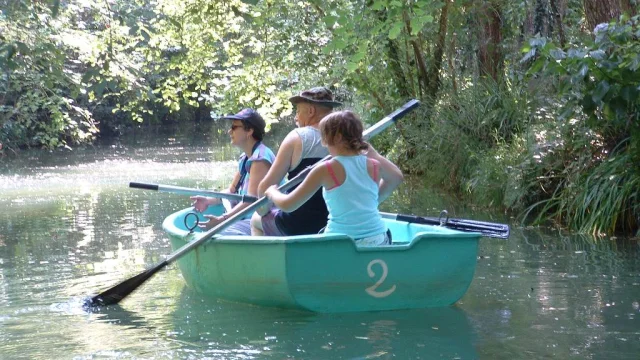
[228, 120, 249, 147]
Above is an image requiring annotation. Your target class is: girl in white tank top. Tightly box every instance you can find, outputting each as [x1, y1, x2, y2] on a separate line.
[265, 111, 403, 246]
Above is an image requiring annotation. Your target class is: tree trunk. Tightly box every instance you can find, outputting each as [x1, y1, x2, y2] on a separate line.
[424, 0, 451, 100]
[448, 33, 458, 96]
[583, 0, 630, 32]
[620, 0, 638, 17]
[386, 40, 413, 99]
[549, 0, 567, 47]
[477, 0, 503, 81]
[366, 2, 413, 100]
[403, 10, 428, 98]
[518, 1, 535, 47]
[534, 0, 550, 36]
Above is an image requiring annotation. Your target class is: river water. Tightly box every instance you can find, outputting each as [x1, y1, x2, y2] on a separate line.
[0, 123, 638, 359]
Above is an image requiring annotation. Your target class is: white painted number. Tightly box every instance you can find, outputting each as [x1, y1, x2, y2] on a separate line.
[365, 259, 396, 298]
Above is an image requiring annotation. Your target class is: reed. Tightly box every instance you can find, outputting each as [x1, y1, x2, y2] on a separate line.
[524, 140, 639, 235]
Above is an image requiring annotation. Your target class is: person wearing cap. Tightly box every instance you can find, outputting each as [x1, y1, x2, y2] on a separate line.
[191, 108, 277, 234]
[251, 87, 341, 236]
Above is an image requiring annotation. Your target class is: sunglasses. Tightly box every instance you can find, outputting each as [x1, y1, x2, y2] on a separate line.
[230, 124, 244, 131]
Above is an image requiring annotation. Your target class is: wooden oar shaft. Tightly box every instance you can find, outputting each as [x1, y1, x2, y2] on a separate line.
[129, 182, 258, 203]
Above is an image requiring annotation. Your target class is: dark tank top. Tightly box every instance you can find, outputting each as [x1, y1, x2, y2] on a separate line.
[275, 157, 329, 235]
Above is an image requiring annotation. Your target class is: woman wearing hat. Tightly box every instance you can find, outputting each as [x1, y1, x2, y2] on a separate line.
[251, 87, 341, 236]
[191, 108, 277, 234]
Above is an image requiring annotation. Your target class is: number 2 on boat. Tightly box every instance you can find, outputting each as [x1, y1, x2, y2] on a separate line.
[365, 259, 396, 298]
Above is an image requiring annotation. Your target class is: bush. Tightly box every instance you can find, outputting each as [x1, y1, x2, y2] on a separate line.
[519, 17, 640, 235]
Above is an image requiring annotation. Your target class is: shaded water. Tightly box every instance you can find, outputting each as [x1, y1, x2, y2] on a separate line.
[1, 123, 639, 359]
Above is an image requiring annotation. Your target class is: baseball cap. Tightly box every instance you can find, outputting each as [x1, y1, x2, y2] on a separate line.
[220, 108, 266, 139]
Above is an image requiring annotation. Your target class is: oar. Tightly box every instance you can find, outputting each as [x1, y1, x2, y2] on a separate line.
[127, 184, 510, 239]
[129, 182, 258, 203]
[127, 184, 508, 238]
[86, 99, 420, 307]
[380, 212, 510, 239]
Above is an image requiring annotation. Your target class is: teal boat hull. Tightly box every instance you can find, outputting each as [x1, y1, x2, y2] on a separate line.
[163, 206, 480, 313]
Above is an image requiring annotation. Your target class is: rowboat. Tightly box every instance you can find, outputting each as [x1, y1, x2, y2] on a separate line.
[162, 204, 482, 313]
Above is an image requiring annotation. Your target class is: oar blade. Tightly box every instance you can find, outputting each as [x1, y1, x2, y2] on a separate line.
[442, 223, 510, 239]
[86, 260, 168, 307]
[383, 212, 510, 239]
[446, 219, 510, 239]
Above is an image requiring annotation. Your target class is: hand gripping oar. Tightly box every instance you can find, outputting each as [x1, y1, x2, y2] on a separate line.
[129, 182, 258, 203]
[380, 212, 510, 239]
[86, 99, 420, 307]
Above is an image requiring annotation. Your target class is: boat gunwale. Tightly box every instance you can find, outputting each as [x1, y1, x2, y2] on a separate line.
[163, 207, 482, 252]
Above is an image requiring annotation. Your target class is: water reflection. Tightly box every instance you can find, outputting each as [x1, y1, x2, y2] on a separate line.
[166, 288, 477, 359]
[464, 226, 640, 359]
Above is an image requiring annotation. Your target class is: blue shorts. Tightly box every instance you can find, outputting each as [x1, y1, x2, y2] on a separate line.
[220, 219, 252, 236]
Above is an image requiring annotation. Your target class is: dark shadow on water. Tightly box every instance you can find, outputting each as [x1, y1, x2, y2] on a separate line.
[84, 302, 151, 330]
[169, 287, 478, 359]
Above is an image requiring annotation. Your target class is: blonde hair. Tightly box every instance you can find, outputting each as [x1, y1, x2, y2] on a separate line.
[319, 110, 368, 152]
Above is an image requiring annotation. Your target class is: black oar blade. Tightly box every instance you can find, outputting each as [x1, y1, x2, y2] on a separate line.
[86, 260, 168, 307]
[388, 213, 510, 239]
[443, 223, 510, 239]
[446, 219, 510, 239]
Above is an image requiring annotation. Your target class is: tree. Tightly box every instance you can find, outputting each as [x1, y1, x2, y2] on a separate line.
[583, 0, 638, 32]
[476, 0, 503, 80]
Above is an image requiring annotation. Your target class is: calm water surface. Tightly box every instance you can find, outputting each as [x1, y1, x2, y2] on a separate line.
[0, 124, 638, 359]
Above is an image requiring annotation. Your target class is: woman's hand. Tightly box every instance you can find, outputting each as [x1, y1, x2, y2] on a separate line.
[198, 214, 226, 230]
[264, 185, 279, 200]
[190, 196, 221, 213]
[256, 185, 279, 216]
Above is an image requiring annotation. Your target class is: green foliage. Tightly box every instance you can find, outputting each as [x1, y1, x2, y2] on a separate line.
[524, 140, 639, 235]
[1, 0, 97, 150]
[0, 0, 445, 150]
[525, 18, 640, 151]
[516, 16, 640, 235]
[403, 79, 535, 198]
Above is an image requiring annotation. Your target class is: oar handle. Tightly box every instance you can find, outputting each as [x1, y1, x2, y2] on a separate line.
[130, 182, 159, 191]
[129, 182, 258, 203]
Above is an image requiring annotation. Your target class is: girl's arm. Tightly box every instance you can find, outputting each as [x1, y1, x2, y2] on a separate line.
[366, 145, 404, 202]
[265, 162, 328, 213]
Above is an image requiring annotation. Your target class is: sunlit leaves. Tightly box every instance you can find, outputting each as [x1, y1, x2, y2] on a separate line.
[388, 22, 403, 39]
[409, 14, 433, 35]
